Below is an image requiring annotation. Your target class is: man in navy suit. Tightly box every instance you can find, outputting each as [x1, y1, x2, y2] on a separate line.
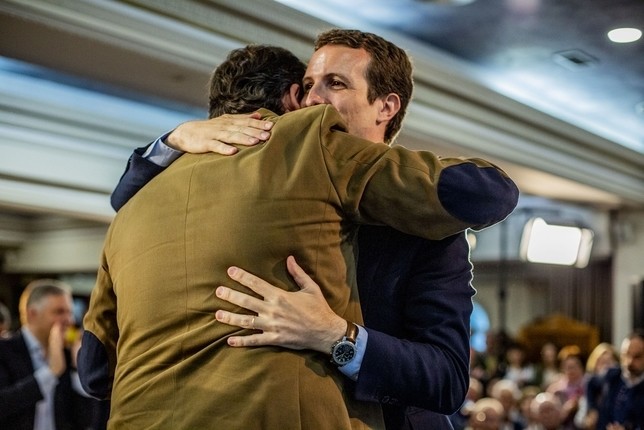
[110, 29, 518, 429]
[0, 279, 106, 430]
[588, 330, 644, 430]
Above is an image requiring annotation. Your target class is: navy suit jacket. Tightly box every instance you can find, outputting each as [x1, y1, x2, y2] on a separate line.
[0, 331, 95, 430]
[355, 226, 473, 430]
[590, 367, 644, 430]
[107, 147, 479, 429]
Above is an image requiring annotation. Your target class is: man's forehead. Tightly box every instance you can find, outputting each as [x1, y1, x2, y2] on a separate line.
[43, 293, 72, 308]
[305, 45, 369, 75]
[623, 336, 644, 353]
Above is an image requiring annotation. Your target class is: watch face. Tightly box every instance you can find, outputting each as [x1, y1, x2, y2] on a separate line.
[333, 341, 356, 365]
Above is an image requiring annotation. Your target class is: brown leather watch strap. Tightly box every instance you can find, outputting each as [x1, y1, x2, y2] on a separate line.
[345, 321, 358, 344]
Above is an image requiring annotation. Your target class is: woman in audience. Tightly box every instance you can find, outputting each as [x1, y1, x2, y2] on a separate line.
[546, 345, 587, 429]
[534, 342, 562, 390]
[574, 342, 618, 429]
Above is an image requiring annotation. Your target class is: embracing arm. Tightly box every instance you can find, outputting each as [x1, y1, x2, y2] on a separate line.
[77, 254, 118, 400]
[353, 232, 474, 413]
[215, 233, 473, 413]
[215, 257, 348, 355]
[111, 113, 274, 211]
[111, 145, 169, 211]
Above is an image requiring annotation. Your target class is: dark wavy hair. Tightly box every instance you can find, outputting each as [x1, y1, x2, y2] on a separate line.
[208, 45, 306, 118]
[314, 29, 413, 144]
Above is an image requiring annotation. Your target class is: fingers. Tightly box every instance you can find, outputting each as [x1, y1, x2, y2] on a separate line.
[286, 256, 320, 294]
[229, 112, 273, 131]
[227, 333, 267, 347]
[169, 114, 274, 154]
[49, 323, 65, 348]
[226, 266, 276, 297]
[211, 141, 239, 155]
[215, 309, 258, 331]
[215, 114, 273, 147]
[48, 323, 67, 376]
[286, 256, 307, 287]
[215, 285, 265, 314]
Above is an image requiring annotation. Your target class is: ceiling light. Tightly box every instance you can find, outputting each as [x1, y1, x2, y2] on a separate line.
[519, 217, 594, 268]
[607, 28, 642, 43]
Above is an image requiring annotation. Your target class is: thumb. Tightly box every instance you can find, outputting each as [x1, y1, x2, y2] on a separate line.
[286, 256, 321, 294]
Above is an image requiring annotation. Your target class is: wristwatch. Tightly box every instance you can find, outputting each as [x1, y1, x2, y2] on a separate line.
[330, 321, 358, 367]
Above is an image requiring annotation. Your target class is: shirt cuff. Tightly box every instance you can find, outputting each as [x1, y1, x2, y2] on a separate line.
[34, 366, 58, 397]
[142, 131, 184, 166]
[337, 324, 367, 381]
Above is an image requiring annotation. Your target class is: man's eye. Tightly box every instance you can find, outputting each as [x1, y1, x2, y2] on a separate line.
[330, 80, 344, 87]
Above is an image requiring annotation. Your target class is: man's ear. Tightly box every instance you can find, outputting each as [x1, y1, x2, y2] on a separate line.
[281, 83, 302, 113]
[27, 306, 37, 323]
[377, 93, 401, 123]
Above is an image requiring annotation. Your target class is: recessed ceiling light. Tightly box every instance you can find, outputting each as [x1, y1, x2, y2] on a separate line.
[553, 49, 598, 71]
[607, 27, 642, 43]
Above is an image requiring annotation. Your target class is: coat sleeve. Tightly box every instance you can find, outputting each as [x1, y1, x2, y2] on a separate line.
[317, 105, 519, 239]
[0, 342, 44, 422]
[353, 232, 474, 414]
[111, 145, 167, 211]
[78, 250, 118, 400]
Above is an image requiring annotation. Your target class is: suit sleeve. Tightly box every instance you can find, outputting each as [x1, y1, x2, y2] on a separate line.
[353, 233, 474, 414]
[78, 250, 118, 400]
[111, 145, 167, 211]
[317, 105, 519, 239]
[0, 358, 43, 421]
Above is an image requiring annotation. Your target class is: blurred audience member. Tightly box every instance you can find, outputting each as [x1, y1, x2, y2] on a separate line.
[535, 342, 562, 390]
[0, 302, 12, 338]
[518, 385, 543, 429]
[585, 342, 619, 377]
[491, 379, 523, 430]
[588, 330, 644, 430]
[547, 345, 586, 429]
[451, 377, 485, 430]
[575, 342, 619, 429]
[466, 397, 505, 430]
[503, 342, 536, 388]
[0, 279, 107, 429]
[528, 392, 565, 430]
[472, 330, 512, 391]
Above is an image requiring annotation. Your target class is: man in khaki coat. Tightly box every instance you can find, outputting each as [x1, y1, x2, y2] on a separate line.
[80, 45, 517, 429]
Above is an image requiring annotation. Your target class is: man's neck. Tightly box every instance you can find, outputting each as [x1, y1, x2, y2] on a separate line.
[22, 325, 47, 354]
[622, 369, 644, 387]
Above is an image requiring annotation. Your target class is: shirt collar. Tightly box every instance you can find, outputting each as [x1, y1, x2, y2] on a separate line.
[622, 369, 644, 387]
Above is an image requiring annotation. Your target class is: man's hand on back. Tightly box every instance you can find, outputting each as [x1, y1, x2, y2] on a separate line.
[215, 256, 346, 354]
[167, 112, 274, 155]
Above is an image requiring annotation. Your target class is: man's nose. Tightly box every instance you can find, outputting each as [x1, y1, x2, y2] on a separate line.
[64, 312, 74, 326]
[304, 87, 325, 107]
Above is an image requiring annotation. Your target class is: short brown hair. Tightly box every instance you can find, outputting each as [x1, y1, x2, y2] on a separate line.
[208, 45, 306, 118]
[314, 29, 413, 144]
